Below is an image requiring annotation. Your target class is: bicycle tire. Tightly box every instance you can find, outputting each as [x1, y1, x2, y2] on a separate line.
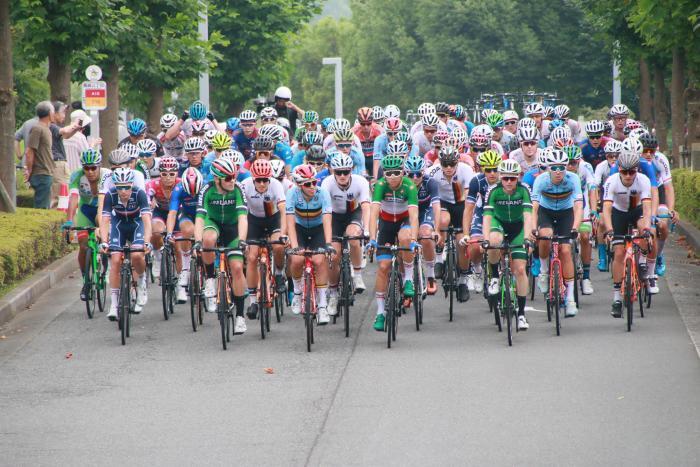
[97, 254, 108, 313]
[274, 291, 283, 323]
[638, 284, 644, 318]
[161, 249, 171, 320]
[413, 258, 422, 332]
[625, 259, 633, 332]
[218, 276, 228, 350]
[546, 297, 552, 322]
[304, 273, 313, 352]
[573, 246, 581, 307]
[341, 260, 351, 338]
[189, 257, 199, 332]
[553, 261, 561, 336]
[84, 247, 95, 319]
[119, 268, 130, 345]
[503, 273, 513, 347]
[260, 263, 267, 340]
[447, 247, 455, 322]
[386, 267, 398, 349]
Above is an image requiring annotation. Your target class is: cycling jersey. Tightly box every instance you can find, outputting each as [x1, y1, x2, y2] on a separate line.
[320, 174, 370, 214]
[322, 133, 362, 153]
[372, 177, 419, 222]
[484, 183, 532, 223]
[466, 173, 497, 213]
[70, 167, 112, 226]
[510, 148, 540, 173]
[274, 141, 294, 166]
[644, 151, 672, 185]
[168, 183, 198, 221]
[594, 161, 614, 188]
[373, 133, 390, 161]
[425, 162, 475, 204]
[603, 172, 651, 212]
[531, 171, 583, 210]
[196, 181, 247, 224]
[240, 177, 286, 218]
[521, 167, 544, 190]
[180, 118, 216, 138]
[232, 127, 258, 160]
[609, 160, 658, 187]
[146, 177, 179, 212]
[158, 130, 186, 159]
[409, 132, 432, 158]
[579, 137, 610, 167]
[286, 186, 332, 228]
[352, 123, 383, 159]
[101, 170, 146, 195]
[137, 158, 161, 179]
[102, 187, 151, 220]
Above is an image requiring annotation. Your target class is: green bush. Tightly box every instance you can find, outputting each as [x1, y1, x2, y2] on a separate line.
[0, 208, 72, 286]
[672, 169, 700, 229]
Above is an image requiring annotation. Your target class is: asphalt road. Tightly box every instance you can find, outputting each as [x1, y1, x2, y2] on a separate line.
[1, 238, 699, 466]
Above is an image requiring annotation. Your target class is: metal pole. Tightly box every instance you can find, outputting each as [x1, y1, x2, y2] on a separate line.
[90, 110, 100, 148]
[198, 2, 210, 108]
[322, 57, 343, 119]
[613, 41, 621, 106]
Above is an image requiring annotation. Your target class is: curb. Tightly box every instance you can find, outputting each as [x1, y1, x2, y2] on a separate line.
[0, 251, 79, 327]
[675, 220, 700, 255]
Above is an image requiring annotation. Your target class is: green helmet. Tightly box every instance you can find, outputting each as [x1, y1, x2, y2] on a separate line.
[563, 145, 582, 161]
[294, 127, 307, 142]
[303, 110, 319, 124]
[477, 149, 501, 169]
[486, 112, 504, 129]
[381, 154, 404, 171]
[80, 148, 102, 166]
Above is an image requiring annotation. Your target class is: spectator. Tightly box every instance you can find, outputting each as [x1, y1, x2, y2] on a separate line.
[64, 109, 101, 172]
[49, 101, 82, 206]
[14, 115, 39, 168]
[25, 101, 55, 209]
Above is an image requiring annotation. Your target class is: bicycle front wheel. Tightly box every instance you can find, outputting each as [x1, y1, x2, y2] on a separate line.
[447, 249, 456, 322]
[625, 260, 633, 332]
[96, 253, 108, 313]
[161, 250, 171, 320]
[553, 262, 561, 336]
[413, 256, 423, 331]
[218, 276, 229, 350]
[503, 274, 513, 347]
[119, 269, 130, 345]
[260, 263, 267, 340]
[84, 247, 96, 319]
[304, 273, 313, 352]
[189, 257, 200, 332]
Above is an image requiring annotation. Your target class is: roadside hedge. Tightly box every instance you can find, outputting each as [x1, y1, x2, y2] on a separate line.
[672, 169, 700, 229]
[0, 208, 72, 286]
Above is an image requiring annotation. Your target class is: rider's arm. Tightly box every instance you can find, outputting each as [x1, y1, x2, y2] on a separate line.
[166, 210, 178, 235]
[238, 215, 248, 242]
[641, 199, 652, 231]
[408, 205, 419, 241]
[482, 213, 492, 239]
[286, 214, 298, 248]
[665, 183, 677, 219]
[572, 200, 583, 231]
[369, 203, 380, 242]
[602, 201, 613, 233]
[143, 213, 152, 246]
[463, 202, 475, 235]
[322, 213, 332, 245]
[164, 115, 185, 141]
[100, 193, 112, 244]
[360, 201, 370, 234]
[278, 202, 287, 237]
[66, 193, 79, 222]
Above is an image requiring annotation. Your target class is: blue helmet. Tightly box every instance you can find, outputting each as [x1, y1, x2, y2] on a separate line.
[226, 117, 240, 131]
[127, 118, 147, 137]
[404, 154, 425, 173]
[320, 117, 334, 131]
[189, 100, 207, 121]
[548, 119, 565, 131]
[112, 167, 135, 185]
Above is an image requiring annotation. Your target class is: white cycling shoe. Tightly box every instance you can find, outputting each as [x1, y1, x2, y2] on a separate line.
[234, 316, 246, 334]
[582, 279, 594, 295]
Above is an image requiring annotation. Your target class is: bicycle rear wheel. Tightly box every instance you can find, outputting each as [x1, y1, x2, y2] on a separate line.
[341, 260, 352, 338]
[84, 248, 96, 319]
[97, 254, 108, 313]
[304, 273, 313, 352]
[413, 258, 423, 332]
[503, 274, 513, 347]
[625, 261, 633, 332]
[553, 262, 561, 336]
[260, 263, 268, 340]
[161, 249, 172, 320]
[189, 257, 200, 332]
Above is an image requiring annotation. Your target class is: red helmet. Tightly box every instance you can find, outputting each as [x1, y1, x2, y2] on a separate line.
[292, 164, 317, 184]
[159, 156, 179, 173]
[469, 133, 489, 148]
[250, 158, 272, 179]
[384, 117, 401, 132]
[357, 107, 373, 123]
[433, 129, 449, 146]
[181, 167, 203, 196]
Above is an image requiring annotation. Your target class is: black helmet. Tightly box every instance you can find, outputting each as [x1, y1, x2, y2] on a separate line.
[435, 102, 450, 115]
[306, 145, 326, 163]
[438, 145, 459, 164]
[638, 132, 658, 150]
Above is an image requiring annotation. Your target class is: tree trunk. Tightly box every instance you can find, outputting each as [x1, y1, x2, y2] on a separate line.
[638, 57, 653, 126]
[99, 62, 120, 161]
[147, 85, 164, 135]
[670, 47, 686, 167]
[686, 85, 700, 160]
[47, 53, 72, 104]
[653, 64, 669, 153]
[0, 0, 16, 212]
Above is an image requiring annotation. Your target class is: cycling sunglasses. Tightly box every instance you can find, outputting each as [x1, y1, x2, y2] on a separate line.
[240, 122, 256, 127]
[334, 170, 351, 176]
[160, 171, 178, 177]
[308, 161, 325, 167]
[384, 170, 402, 177]
[549, 165, 567, 172]
[504, 120, 517, 125]
[337, 143, 352, 149]
[256, 151, 272, 157]
[501, 176, 518, 182]
[620, 168, 638, 175]
[359, 121, 372, 126]
[254, 178, 270, 184]
[423, 128, 437, 134]
[588, 134, 603, 140]
[441, 161, 457, 168]
[521, 141, 537, 146]
[83, 165, 99, 172]
[261, 117, 277, 123]
[218, 175, 236, 182]
[115, 185, 132, 191]
[386, 131, 397, 137]
[472, 147, 487, 153]
[300, 180, 317, 188]
[483, 167, 498, 173]
[405, 171, 423, 178]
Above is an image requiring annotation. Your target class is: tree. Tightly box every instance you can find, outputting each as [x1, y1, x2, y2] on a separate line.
[0, 0, 16, 212]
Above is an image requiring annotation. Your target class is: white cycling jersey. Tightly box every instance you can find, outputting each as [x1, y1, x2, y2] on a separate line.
[603, 172, 651, 212]
[322, 133, 362, 153]
[409, 120, 448, 137]
[320, 174, 370, 214]
[510, 147, 541, 173]
[594, 161, 614, 188]
[426, 161, 475, 204]
[240, 177, 286, 218]
[158, 131, 186, 159]
[644, 151, 672, 185]
[101, 169, 147, 195]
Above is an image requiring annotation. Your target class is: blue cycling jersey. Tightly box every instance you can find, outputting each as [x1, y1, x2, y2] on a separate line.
[315, 168, 331, 184]
[417, 177, 440, 215]
[291, 148, 365, 175]
[609, 159, 658, 187]
[579, 139, 606, 166]
[466, 173, 497, 218]
[373, 133, 389, 161]
[102, 187, 151, 219]
[274, 142, 294, 165]
[521, 167, 543, 190]
[531, 171, 583, 210]
[285, 186, 332, 228]
[289, 150, 306, 170]
[168, 183, 198, 219]
[232, 128, 256, 160]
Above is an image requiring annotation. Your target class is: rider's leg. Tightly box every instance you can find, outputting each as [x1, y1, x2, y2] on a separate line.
[245, 245, 260, 306]
[311, 253, 329, 310]
[229, 254, 246, 317]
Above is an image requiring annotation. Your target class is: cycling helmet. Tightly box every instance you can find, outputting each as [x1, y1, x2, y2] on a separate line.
[269, 159, 285, 178]
[623, 119, 643, 136]
[554, 104, 570, 119]
[111, 167, 135, 185]
[387, 140, 408, 155]
[334, 118, 351, 131]
[503, 110, 519, 122]
[628, 128, 648, 140]
[548, 119, 565, 131]
[274, 86, 292, 100]
[421, 113, 440, 128]
[159, 156, 179, 172]
[544, 106, 555, 119]
[438, 146, 459, 164]
[381, 154, 404, 170]
[190, 120, 207, 134]
[609, 104, 629, 117]
[292, 164, 317, 184]
[320, 117, 334, 131]
[203, 129, 217, 146]
[303, 110, 319, 124]
[334, 128, 354, 143]
[220, 149, 244, 168]
[330, 152, 354, 170]
[239, 109, 257, 122]
[604, 139, 623, 154]
[485, 112, 505, 129]
[160, 113, 178, 130]
[304, 131, 324, 146]
[518, 117, 537, 129]
[639, 132, 658, 150]
[108, 149, 131, 166]
[181, 167, 204, 196]
[189, 100, 207, 121]
[452, 104, 465, 119]
[435, 102, 450, 115]
[250, 159, 272, 178]
[259, 124, 282, 141]
[621, 137, 643, 155]
[603, 120, 613, 134]
[384, 104, 400, 119]
[562, 145, 582, 161]
[254, 135, 275, 151]
[277, 117, 290, 131]
[294, 127, 307, 143]
[451, 127, 468, 146]
[357, 107, 373, 122]
[417, 102, 436, 116]
[585, 120, 605, 136]
[544, 148, 568, 166]
[121, 143, 140, 160]
[477, 150, 502, 169]
[617, 150, 640, 170]
[306, 145, 326, 163]
[210, 158, 236, 179]
[210, 133, 231, 151]
[524, 102, 545, 116]
[433, 129, 449, 146]
[395, 131, 410, 144]
[469, 133, 489, 148]
[372, 106, 385, 122]
[127, 118, 147, 137]
[226, 117, 240, 131]
[136, 138, 157, 156]
[481, 108, 498, 121]
[472, 124, 494, 141]
[549, 126, 573, 148]
[259, 106, 278, 120]
[498, 159, 521, 175]
[184, 137, 206, 153]
[537, 148, 549, 167]
[517, 126, 539, 142]
[80, 149, 102, 166]
[404, 154, 425, 173]
[384, 117, 402, 132]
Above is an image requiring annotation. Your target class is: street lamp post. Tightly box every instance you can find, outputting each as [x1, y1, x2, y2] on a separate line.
[322, 57, 343, 119]
[613, 41, 621, 106]
[198, 2, 210, 108]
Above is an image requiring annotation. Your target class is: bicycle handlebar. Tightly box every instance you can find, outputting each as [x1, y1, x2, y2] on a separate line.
[63, 226, 97, 232]
[332, 235, 369, 243]
[246, 238, 287, 247]
[286, 247, 333, 257]
[440, 227, 463, 233]
[376, 245, 415, 253]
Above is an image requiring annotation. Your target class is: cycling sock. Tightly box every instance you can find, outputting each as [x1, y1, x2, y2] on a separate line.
[111, 288, 119, 305]
[583, 264, 590, 280]
[403, 261, 414, 282]
[613, 282, 621, 302]
[472, 262, 483, 274]
[517, 295, 526, 316]
[540, 259, 549, 275]
[425, 260, 435, 278]
[292, 277, 302, 294]
[565, 279, 575, 301]
[375, 292, 385, 316]
[248, 288, 257, 304]
[205, 262, 215, 278]
[458, 270, 468, 285]
[181, 250, 191, 270]
[646, 256, 656, 269]
[353, 268, 362, 277]
[489, 262, 499, 278]
[316, 285, 328, 307]
[139, 274, 147, 287]
[234, 295, 245, 317]
[329, 285, 338, 298]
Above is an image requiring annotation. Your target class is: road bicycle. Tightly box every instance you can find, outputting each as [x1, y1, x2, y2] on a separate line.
[64, 226, 108, 319]
[113, 244, 140, 346]
[188, 247, 206, 332]
[332, 234, 368, 337]
[440, 225, 463, 322]
[610, 231, 650, 332]
[247, 238, 286, 340]
[535, 233, 574, 337]
[376, 244, 414, 349]
[201, 246, 239, 350]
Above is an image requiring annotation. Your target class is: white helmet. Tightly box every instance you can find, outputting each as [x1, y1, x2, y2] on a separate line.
[136, 138, 158, 156]
[621, 137, 643, 156]
[334, 118, 351, 131]
[498, 159, 522, 175]
[536, 148, 548, 167]
[604, 139, 623, 154]
[269, 159, 286, 178]
[121, 142, 140, 160]
[160, 113, 178, 130]
[628, 128, 647, 140]
[277, 117, 290, 130]
[517, 126, 540, 142]
[260, 106, 278, 119]
[524, 102, 545, 116]
[503, 110, 519, 122]
[384, 104, 400, 119]
[544, 148, 568, 166]
[112, 167, 135, 185]
[549, 126, 573, 148]
[372, 105, 385, 121]
[421, 113, 440, 128]
[451, 127, 468, 146]
[609, 104, 629, 117]
[203, 129, 217, 145]
[617, 150, 640, 169]
[417, 102, 436, 116]
[220, 149, 245, 168]
[518, 117, 537, 130]
[481, 108, 498, 120]
[330, 153, 354, 170]
[274, 86, 292, 100]
[584, 120, 605, 135]
[472, 124, 494, 138]
[554, 104, 570, 119]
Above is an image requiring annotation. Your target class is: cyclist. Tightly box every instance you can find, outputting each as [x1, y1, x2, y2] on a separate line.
[270, 159, 293, 192]
[158, 113, 186, 160]
[322, 153, 371, 312]
[194, 158, 249, 335]
[410, 113, 440, 158]
[286, 164, 334, 324]
[323, 119, 361, 152]
[482, 159, 533, 330]
[178, 137, 207, 177]
[259, 106, 278, 125]
[64, 149, 112, 299]
[372, 117, 402, 176]
[524, 102, 546, 134]
[146, 156, 180, 279]
[308, 146, 331, 183]
[502, 110, 519, 138]
[593, 139, 623, 270]
[242, 159, 288, 320]
[163, 102, 215, 140]
[424, 129, 449, 167]
[510, 126, 541, 173]
[608, 104, 630, 141]
[353, 107, 383, 178]
[100, 168, 152, 319]
[372, 105, 386, 127]
[531, 148, 583, 317]
[486, 113, 516, 153]
[367, 154, 419, 331]
[333, 129, 366, 175]
[233, 110, 258, 160]
[579, 120, 609, 168]
[98, 149, 147, 219]
[165, 167, 203, 303]
[462, 150, 502, 294]
[302, 110, 320, 133]
[601, 150, 654, 317]
[203, 132, 233, 171]
[554, 105, 582, 142]
[136, 139, 161, 180]
[427, 146, 475, 302]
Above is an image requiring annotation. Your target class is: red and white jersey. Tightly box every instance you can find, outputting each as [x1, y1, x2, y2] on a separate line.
[146, 177, 179, 211]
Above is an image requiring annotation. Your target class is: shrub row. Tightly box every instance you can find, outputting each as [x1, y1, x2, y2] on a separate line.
[672, 169, 700, 229]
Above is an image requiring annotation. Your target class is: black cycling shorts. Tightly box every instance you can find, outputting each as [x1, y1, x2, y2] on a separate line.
[537, 206, 574, 238]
